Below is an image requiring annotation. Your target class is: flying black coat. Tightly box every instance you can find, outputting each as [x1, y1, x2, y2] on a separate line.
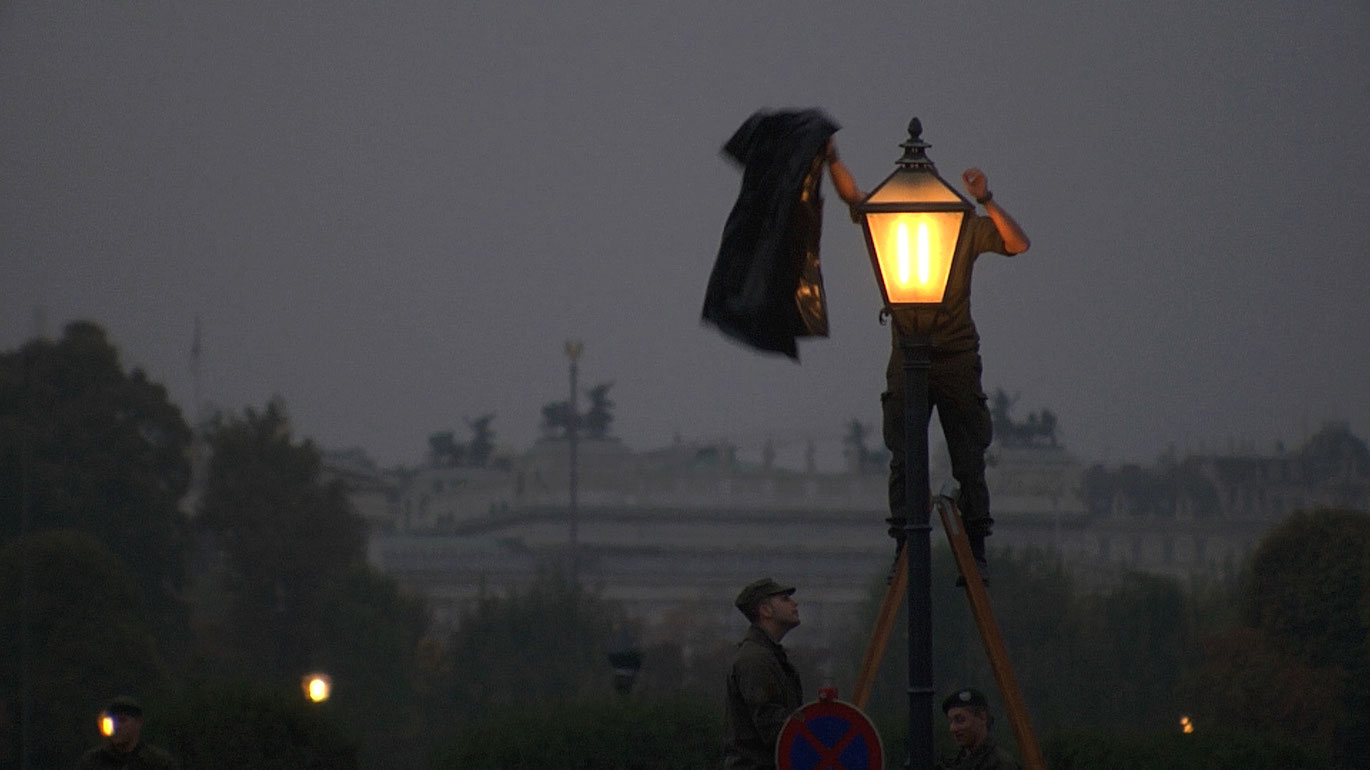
[702, 109, 840, 360]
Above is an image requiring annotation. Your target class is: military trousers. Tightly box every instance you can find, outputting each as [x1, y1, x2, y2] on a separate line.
[882, 346, 994, 539]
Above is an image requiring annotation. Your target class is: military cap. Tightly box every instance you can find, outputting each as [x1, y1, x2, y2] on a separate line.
[106, 696, 143, 718]
[942, 688, 989, 714]
[734, 578, 796, 615]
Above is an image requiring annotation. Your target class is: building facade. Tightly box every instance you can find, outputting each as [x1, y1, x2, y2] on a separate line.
[337, 422, 1370, 649]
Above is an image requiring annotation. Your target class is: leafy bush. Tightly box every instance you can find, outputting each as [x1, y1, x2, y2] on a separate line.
[160, 681, 359, 770]
[1042, 728, 1328, 770]
[434, 695, 721, 769]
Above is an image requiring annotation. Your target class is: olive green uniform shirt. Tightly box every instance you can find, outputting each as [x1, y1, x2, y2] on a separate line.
[75, 741, 180, 770]
[723, 625, 803, 769]
[888, 214, 1015, 355]
[937, 736, 1021, 770]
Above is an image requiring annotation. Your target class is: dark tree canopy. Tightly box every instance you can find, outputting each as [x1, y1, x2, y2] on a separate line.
[0, 325, 437, 766]
[0, 321, 192, 619]
[0, 530, 165, 769]
[1182, 508, 1370, 767]
[1244, 508, 1370, 665]
[440, 569, 627, 719]
[160, 682, 359, 770]
[192, 401, 430, 765]
[435, 696, 719, 770]
[197, 400, 368, 679]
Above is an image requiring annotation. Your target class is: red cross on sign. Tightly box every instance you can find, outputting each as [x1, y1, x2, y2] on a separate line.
[776, 692, 883, 770]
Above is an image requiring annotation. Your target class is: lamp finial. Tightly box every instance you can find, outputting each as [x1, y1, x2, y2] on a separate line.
[897, 116, 934, 169]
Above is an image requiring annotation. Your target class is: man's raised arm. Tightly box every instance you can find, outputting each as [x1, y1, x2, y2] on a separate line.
[962, 167, 1030, 254]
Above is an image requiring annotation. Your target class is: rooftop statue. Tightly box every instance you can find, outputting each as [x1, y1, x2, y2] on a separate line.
[990, 389, 1058, 448]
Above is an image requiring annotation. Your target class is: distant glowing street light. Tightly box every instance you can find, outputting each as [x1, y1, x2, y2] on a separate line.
[99, 712, 116, 737]
[1180, 715, 1194, 734]
[302, 673, 332, 703]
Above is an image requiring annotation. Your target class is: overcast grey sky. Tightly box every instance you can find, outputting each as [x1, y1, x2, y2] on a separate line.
[4, 2, 1368, 469]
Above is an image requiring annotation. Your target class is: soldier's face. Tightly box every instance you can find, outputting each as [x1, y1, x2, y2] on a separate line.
[109, 714, 143, 750]
[762, 593, 800, 628]
[947, 706, 988, 750]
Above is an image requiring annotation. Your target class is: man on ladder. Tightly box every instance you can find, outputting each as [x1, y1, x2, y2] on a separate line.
[826, 147, 1031, 578]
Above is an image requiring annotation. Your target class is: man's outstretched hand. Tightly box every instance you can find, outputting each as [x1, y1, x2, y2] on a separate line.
[961, 167, 989, 201]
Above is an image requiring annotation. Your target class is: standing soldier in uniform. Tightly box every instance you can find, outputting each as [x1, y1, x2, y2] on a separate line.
[76, 696, 179, 770]
[723, 578, 804, 770]
[937, 688, 1021, 770]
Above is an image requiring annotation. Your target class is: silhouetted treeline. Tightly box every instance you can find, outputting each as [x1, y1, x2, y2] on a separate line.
[0, 324, 423, 768]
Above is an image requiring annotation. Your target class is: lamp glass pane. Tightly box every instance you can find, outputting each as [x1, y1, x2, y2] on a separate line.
[866, 211, 964, 304]
[866, 169, 964, 205]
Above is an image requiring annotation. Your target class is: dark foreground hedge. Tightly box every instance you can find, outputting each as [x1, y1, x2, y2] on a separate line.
[433, 695, 720, 770]
[1041, 728, 1329, 770]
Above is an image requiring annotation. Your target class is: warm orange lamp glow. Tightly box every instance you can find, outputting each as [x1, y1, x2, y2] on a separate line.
[302, 673, 332, 703]
[99, 712, 116, 737]
[864, 212, 965, 304]
[858, 118, 972, 309]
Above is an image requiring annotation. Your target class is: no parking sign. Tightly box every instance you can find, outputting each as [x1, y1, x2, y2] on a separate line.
[776, 689, 883, 770]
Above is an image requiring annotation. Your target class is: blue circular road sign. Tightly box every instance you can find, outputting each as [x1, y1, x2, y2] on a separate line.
[776, 696, 883, 770]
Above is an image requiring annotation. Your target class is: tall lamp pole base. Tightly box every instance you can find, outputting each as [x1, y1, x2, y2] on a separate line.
[899, 332, 935, 769]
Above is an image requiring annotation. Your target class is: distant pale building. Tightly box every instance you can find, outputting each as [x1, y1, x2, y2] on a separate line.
[1061, 422, 1370, 581]
[367, 436, 895, 645]
[337, 421, 1370, 648]
[321, 448, 401, 532]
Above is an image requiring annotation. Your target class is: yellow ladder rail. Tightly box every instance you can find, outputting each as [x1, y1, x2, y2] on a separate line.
[849, 495, 1048, 770]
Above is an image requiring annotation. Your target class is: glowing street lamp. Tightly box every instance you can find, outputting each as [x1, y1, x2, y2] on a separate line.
[859, 118, 973, 313]
[855, 116, 972, 770]
[302, 673, 332, 703]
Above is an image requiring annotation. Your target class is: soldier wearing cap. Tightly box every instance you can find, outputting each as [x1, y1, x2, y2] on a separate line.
[76, 696, 179, 770]
[723, 578, 803, 769]
[937, 688, 1020, 770]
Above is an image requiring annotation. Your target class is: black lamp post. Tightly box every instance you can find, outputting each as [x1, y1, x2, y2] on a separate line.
[856, 117, 972, 769]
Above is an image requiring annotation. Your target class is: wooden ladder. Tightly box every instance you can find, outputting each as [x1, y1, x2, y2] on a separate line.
[849, 493, 1047, 770]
